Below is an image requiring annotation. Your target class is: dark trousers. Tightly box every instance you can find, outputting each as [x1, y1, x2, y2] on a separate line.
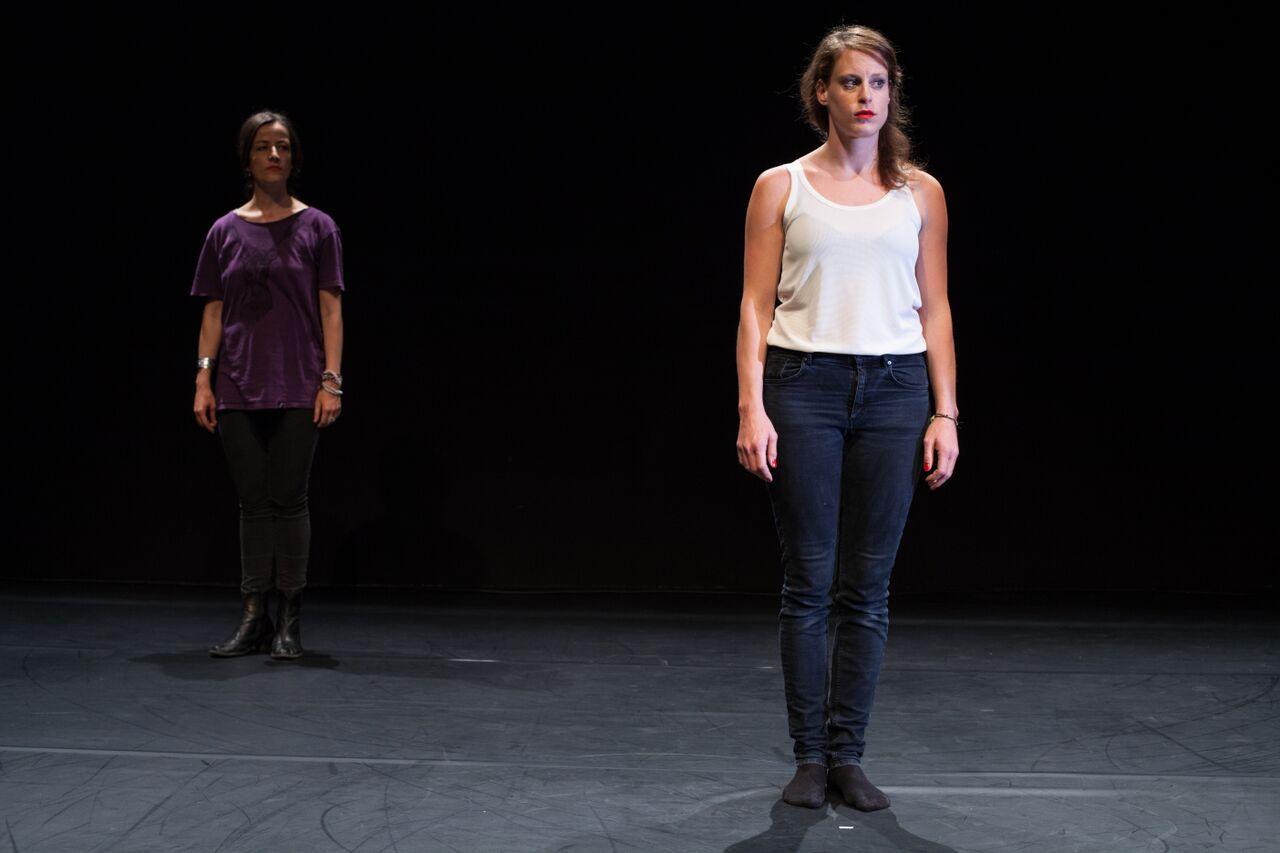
[217, 409, 319, 594]
[762, 345, 931, 768]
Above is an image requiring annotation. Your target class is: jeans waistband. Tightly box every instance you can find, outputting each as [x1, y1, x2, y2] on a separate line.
[768, 345, 926, 367]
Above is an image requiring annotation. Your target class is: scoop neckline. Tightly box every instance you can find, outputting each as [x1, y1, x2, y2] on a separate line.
[794, 164, 894, 210]
[231, 206, 310, 225]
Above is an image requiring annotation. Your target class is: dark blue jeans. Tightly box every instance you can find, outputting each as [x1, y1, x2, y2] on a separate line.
[763, 345, 931, 768]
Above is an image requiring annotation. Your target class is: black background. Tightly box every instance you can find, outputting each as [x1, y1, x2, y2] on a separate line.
[6, 10, 1261, 594]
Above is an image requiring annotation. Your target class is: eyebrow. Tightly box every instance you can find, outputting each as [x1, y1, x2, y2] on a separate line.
[840, 73, 887, 79]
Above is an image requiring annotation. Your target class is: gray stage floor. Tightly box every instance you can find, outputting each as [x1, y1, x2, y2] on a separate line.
[0, 583, 1275, 852]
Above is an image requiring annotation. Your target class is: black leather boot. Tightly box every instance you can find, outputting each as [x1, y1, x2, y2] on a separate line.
[209, 591, 276, 657]
[270, 589, 303, 660]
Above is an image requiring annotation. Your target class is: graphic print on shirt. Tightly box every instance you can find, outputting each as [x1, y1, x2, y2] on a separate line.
[231, 218, 302, 329]
[233, 241, 275, 328]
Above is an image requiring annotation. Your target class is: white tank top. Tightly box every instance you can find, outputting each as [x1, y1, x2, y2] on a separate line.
[765, 159, 928, 355]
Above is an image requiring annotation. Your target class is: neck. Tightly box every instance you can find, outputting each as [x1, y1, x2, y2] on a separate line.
[249, 183, 293, 212]
[818, 129, 880, 177]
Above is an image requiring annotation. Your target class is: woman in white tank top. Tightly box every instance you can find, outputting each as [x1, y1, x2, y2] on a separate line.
[734, 25, 960, 811]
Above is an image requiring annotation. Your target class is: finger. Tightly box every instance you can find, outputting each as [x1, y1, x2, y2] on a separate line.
[767, 433, 778, 469]
[314, 399, 322, 425]
[754, 445, 772, 483]
[922, 437, 934, 474]
[207, 403, 217, 431]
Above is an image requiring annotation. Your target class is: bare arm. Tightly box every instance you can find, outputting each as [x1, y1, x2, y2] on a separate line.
[193, 299, 222, 432]
[314, 288, 344, 428]
[912, 171, 959, 489]
[319, 288, 343, 376]
[735, 166, 791, 481]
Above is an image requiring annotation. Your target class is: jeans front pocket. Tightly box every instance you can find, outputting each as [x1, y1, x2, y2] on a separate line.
[763, 349, 811, 384]
[885, 355, 929, 391]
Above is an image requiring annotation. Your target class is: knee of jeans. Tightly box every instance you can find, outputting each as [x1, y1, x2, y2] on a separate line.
[270, 493, 309, 519]
[780, 583, 831, 621]
[238, 498, 272, 521]
[834, 586, 889, 619]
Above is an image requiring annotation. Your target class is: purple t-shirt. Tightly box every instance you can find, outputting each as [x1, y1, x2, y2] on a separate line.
[190, 207, 345, 410]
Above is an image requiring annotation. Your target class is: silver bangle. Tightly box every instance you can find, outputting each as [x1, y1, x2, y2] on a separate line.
[321, 383, 344, 397]
[322, 370, 343, 387]
[196, 357, 215, 370]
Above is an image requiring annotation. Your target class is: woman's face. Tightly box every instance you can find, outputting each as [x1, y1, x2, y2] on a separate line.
[816, 49, 892, 139]
[247, 121, 293, 188]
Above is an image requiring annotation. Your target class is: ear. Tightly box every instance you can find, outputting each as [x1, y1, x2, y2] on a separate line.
[815, 79, 828, 106]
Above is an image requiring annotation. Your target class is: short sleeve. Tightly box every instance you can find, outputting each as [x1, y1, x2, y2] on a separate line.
[317, 229, 345, 292]
[190, 225, 224, 299]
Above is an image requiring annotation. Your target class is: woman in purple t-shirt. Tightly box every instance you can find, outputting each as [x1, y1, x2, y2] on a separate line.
[190, 110, 346, 661]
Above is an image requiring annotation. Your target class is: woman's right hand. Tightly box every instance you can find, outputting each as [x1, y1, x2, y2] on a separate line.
[193, 385, 218, 433]
[737, 408, 779, 483]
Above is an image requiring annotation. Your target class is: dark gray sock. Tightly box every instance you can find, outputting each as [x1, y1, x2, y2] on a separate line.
[828, 764, 890, 811]
[782, 764, 827, 808]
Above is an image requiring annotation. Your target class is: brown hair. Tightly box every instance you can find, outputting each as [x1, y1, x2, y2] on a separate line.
[236, 110, 304, 196]
[798, 25, 922, 189]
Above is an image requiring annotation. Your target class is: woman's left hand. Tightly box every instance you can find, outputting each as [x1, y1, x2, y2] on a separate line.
[922, 418, 958, 490]
[314, 386, 342, 428]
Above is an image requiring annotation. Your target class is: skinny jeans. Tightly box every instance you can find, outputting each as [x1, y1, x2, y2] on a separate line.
[763, 345, 930, 768]
[217, 408, 319, 594]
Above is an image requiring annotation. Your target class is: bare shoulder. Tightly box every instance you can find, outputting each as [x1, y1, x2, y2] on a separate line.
[748, 164, 794, 222]
[906, 167, 944, 196]
[906, 168, 947, 223]
[754, 164, 792, 197]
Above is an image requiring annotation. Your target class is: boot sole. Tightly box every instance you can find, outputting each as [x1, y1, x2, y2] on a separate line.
[209, 637, 275, 658]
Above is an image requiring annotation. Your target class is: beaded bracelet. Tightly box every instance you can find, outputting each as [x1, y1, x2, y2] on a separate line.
[929, 413, 960, 429]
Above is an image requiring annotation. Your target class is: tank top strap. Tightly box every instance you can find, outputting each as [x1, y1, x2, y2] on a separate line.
[783, 160, 804, 221]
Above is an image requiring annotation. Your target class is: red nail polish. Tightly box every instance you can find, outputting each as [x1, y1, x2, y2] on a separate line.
[923, 463, 931, 471]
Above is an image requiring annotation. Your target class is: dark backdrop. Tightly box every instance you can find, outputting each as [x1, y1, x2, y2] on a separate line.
[6, 11, 1260, 593]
